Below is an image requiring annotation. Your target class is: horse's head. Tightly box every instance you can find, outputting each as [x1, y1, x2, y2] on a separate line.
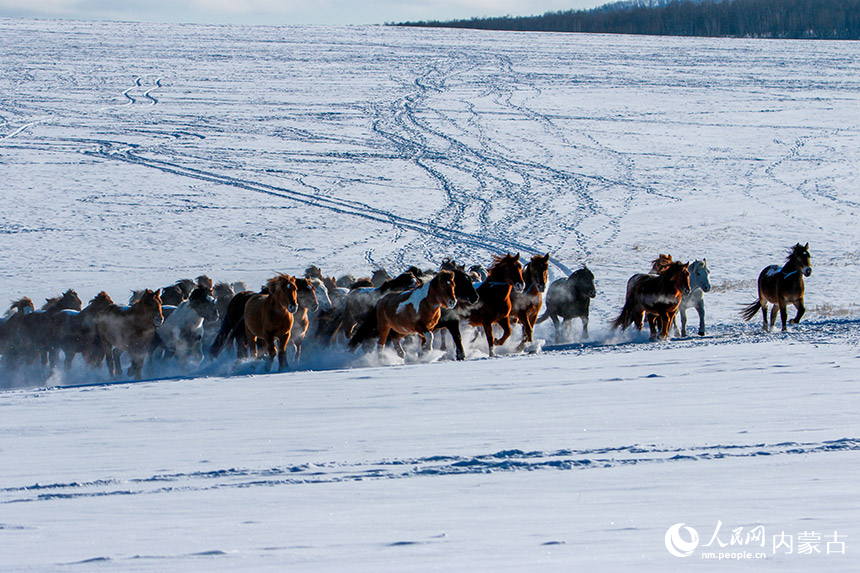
[690, 259, 711, 292]
[789, 243, 812, 277]
[570, 266, 596, 298]
[382, 272, 420, 292]
[268, 274, 299, 314]
[431, 270, 457, 310]
[87, 291, 115, 312]
[175, 279, 196, 297]
[526, 253, 550, 293]
[310, 279, 332, 312]
[296, 278, 319, 313]
[468, 264, 487, 282]
[5, 297, 34, 318]
[451, 267, 480, 306]
[196, 275, 214, 292]
[189, 287, 219, 322]
[371, 268, 391, 287]
[489, 253, 525, 292]
[304, 265, 323, 280]
[667, 262, 691, 295]
[137, 289, 164, 327]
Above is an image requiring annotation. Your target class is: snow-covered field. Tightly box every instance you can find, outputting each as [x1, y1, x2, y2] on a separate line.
[1, 18, 859, 570]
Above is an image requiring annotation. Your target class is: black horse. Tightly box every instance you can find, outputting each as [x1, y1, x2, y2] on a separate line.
[537, 266, 596, 341]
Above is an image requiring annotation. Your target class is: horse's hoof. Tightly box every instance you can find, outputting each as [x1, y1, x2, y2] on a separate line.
[698, 331, 705, 337]
[455, 353, 465, 361]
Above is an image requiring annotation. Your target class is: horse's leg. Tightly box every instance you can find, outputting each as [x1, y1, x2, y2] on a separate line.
[662, 312, 674, 339]
[482, 322, 495, 357]
[677, 307, 686, 337]
[64, 350, 75, 371]
[647, 315, 658, 340]
[580, 314, 589, 340]
[277, 334, 289, 371]
[779, 302, 788, 332]
[790, 300, 805, 325]
[494, 317, 512, 347]
[696, 299, 706, 336]
[446, 322, 466, 361]
[549, 314, 561, 342]
[422, 331, 434, 355]
[264, 337, 277, 372]
[762, 302, 771, 332]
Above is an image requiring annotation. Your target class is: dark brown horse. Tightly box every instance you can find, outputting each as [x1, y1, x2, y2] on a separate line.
[10, 290, 83, 367]
[54, 291, 115, 370]
[510, 253, 550, 350]
[95, 289, 164, 379]
[467, 253, 526, 356]
[376, 271, 456, 357]
[209, 290, 255, 358]
[243, 274, 299, 371]
[613, 262, 691, 340]
[741, 243, 812, 331]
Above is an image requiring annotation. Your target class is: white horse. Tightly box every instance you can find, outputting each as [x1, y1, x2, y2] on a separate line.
[155, 288, 219, 365]
[674, 259, 711, 337]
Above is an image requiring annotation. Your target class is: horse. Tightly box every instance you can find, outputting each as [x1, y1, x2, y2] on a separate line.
[510, 253, 550, 350]
[351, 262, 480, 360]
[289, 277, 319, 362]
[0, 298, 35, 365]
[613, 261, 691, 340]
[435, 261, 481, 360]
[375, 270, 457, 357]
[243, 274, 299, 371]
[537, 265, 596, 341]
[467, 253, 526, 356]
[331, 271, 419, 342]
[155, 287, 219, 365]
[53, 291, 115, 370]
[741, 243, 812, 332]
[12, 290, 83, 367]
[673, 259, 711, 337]
[95, 289, 164, 379]
[371, 268, 391, 288]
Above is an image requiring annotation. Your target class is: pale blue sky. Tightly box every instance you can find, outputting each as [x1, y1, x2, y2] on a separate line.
[0, 0, 608, 26]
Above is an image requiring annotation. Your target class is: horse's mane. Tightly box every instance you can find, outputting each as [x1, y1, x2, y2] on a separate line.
[266, 274, 296, 292]
[5, 297, 34, 317]
[214, 282, 234, 298]
[489, 253, 520, 270]
[189, 287, 211, 304]
[349, 278, 374, 289]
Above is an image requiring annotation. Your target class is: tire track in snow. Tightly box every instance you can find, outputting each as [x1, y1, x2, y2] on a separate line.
[4, 438, 857, 504]
[80, 141, 562, 269]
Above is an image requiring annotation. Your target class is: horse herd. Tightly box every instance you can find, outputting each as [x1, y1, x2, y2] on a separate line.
[0, 243, 813, 381]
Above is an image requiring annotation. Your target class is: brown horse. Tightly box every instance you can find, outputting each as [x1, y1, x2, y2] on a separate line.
[0, 298, 35, 365]
[54, 291, 115, 370]
[243, 274, 299, 371]
[651, 254, 674, 274]
[741, 243, 812, 331]
[376, 270, 456, 357]
[95, 289, 164, 379]
[613, 261, 691, 340]
[467, 253, 526, 356]
[289, 277, 319, 362]
[510, 253, 550, 350]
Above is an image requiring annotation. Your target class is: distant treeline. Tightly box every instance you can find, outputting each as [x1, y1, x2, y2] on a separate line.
[391, 0, 860, 40]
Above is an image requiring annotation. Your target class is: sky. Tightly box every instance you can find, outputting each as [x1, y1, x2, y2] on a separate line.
[0, 0, 608, 26]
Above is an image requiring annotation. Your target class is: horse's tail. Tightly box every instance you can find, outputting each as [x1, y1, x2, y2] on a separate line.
[612, 301, 636, 331]
[348, 308, 378, 349]
[739, 300, 762, 322]
[209, 293, 251, 357]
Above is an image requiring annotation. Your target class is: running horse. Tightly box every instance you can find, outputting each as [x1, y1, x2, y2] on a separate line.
[741, 243, 812, 332]
[243, 274, 299, 371]
[510, 253, 551, 350]
[375, 270, 457, 358]
[95, 289, 164, 379]
[613, 261, 691, 340]
[467, 253, 526, 356]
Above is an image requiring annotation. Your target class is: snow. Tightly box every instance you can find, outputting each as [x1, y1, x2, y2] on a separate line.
[1, 18, 859, 571]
